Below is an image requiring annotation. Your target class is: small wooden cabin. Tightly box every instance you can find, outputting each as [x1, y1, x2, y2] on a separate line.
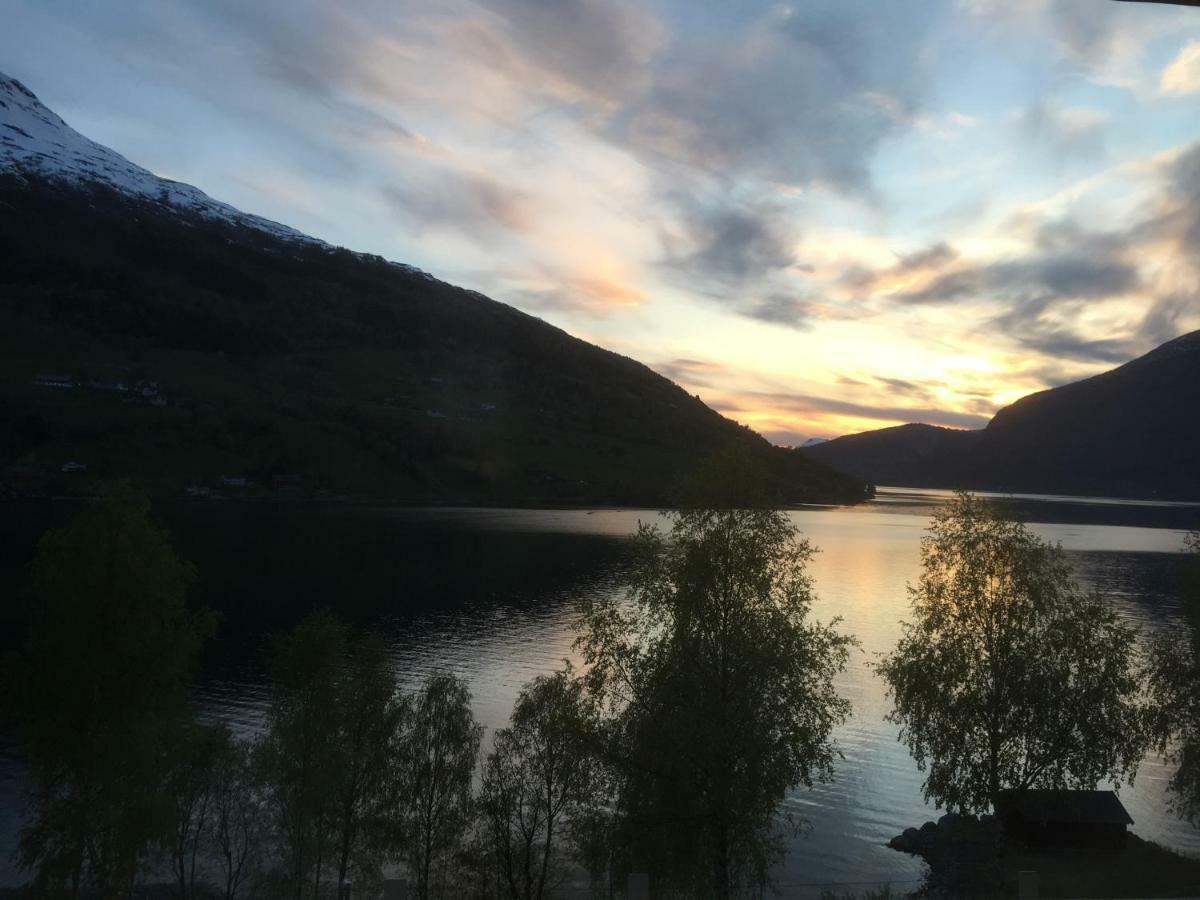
[996, 789, 1133, 849]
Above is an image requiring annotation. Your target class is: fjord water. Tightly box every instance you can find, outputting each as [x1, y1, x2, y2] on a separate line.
[1, 489, 1198, 894]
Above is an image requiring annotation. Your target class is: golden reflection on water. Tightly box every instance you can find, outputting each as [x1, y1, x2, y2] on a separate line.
[5, 490, 1195, 893]
[361, 494, 1200, 891]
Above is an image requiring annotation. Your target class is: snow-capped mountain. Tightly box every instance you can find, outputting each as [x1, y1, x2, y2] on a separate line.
[0, 71, 313, 244]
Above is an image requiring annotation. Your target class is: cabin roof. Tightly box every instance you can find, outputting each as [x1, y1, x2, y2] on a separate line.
[997, 789, 1133, 826]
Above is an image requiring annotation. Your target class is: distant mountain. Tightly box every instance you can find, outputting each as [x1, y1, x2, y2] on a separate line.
[799, 437, 828, 449]
[802, 332, 1200, 500]
[0, 72, 866, 506]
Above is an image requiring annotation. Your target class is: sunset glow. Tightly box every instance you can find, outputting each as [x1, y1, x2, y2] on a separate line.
[7, 0, 1198, 444]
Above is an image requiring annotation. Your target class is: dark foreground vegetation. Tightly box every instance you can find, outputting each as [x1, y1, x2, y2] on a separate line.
[0, 176, 865, 508]
[2, 486, 1199, 899]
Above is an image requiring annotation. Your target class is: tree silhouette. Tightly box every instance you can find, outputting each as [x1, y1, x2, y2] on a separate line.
[165, 723, 232, 900]
[8, 484, 212, 897]
[207, 736, 267, 900]
[1148, 530, 1200, 826]
[576, 508, 854, 898]
[879, 492, 1147, 812]
[398, 674, 483, 900]
[258, 613, 347, 900]
[481, 666, 604, 900]
[330, 634, 409, 893]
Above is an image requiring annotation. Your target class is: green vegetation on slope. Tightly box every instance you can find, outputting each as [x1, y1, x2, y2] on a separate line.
[0, 175, 866, 506]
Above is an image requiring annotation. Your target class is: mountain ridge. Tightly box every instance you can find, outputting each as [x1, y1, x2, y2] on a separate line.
[802, 334, 1200, 500]
[0, 72, 866, 507]
[0, 72, 314, 245]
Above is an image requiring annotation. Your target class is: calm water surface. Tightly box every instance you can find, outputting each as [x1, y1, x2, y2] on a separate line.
[1, 488, 1198, 895]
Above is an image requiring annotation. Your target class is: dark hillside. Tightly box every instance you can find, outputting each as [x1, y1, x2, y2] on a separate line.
[803, 332, 1200, 500]
[800, 423, 978, 488]
[0, 176, 866, 506]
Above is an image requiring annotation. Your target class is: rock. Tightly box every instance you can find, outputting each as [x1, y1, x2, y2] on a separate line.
[888, 827, 921, 854]
[917, 822, 940, 852]
[937, 812, 961, 831]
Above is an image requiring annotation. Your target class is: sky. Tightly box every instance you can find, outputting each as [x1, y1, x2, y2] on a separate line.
[3, 0, 1199, 445]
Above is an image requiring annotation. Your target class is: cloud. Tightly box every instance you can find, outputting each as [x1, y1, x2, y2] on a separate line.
[477, 0, 665, 107]
[662, 196, 797, 284]
[656, 191, 819, 325]
[653, 358, 728, 389]
[894, 242, 960, 273]
[908, 255, 1138, 304]
[840, 241, 959, 293]
[895, 142, 1200, 360]
[1046, 0, 1120, 65]
[962, 0, 1190, 95]
[1164, 141, 1200, 261]
[1162, 40, 1200, 95]
[513, 271, 646, 315]
[990, 322, 1141, 364]
[740, 294, 818, 329]
[734, 390, 991, 431]
[1019, 100, 1109, 161]
[383, 170, 535, 236]
[619, 2, 937, 195]
[874, 376, 931, 397]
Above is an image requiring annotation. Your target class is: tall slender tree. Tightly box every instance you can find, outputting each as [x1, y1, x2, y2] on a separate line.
[481, 666, 604, 900]
[258, 614, 347, 900]
[331, 634, 410, 893]
[399, 674, 483, 900]
[207, 736, 267, 900]
[166, 723, 232, 900]
[879, 492, 1148, 813]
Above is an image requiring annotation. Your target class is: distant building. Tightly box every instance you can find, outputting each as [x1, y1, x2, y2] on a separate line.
[221, 476, 249, 488]
[33, 373, 74, 388]
[60, 461, 87, 473]
[996, 789, 1133, 849]
[89, 379, 129, 393]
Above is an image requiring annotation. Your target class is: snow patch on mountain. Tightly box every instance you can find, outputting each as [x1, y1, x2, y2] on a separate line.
[0, 72, 315, 244]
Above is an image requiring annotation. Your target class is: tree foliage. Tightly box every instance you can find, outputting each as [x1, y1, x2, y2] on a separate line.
[481, 666, 604, 900]
[259, 616, 414, 899]
[1147, 530, 1200, 826]
[258, 614, 348, 900]
[399, 674, 483, 900]
[207, 736, 268, 900]
[165, 723, 233, 900]
[330, 634, 410, 893]
[9, 484, 212, 897]
[879, 492, 1147, 813]
[576, 508, 854, 898]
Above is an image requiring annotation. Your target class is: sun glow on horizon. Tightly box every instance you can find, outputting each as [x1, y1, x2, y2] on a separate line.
[5, 0, 1199, 445]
